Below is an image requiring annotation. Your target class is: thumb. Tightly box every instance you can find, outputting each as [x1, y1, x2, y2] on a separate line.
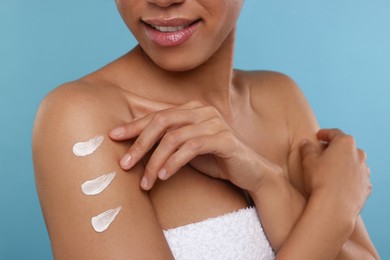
[299, 139, 320, 160]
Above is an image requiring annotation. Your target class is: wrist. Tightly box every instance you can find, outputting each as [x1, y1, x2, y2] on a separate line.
[248, 163, 285, 197]
[309, 190, 357, 236]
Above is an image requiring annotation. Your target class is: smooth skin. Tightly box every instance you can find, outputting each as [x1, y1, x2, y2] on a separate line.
[33, 0, 379, 259]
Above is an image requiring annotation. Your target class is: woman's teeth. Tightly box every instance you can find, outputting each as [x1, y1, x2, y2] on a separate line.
[152, 25, 186, 32]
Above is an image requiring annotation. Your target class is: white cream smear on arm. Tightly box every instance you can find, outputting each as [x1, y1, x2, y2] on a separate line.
[73, 135, 121, 232]
[73, 135, 104, 157]
[92, 207, 122, 233]
[81, 172, 116, 196]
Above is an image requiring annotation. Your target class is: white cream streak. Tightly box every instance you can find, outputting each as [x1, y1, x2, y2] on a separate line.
[73, 135, 104, 157]
[81, 172, 116, 196]
[92, 207, 122, 233]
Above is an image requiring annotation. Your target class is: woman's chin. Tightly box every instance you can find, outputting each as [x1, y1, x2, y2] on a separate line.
[153, 60, 201, 72]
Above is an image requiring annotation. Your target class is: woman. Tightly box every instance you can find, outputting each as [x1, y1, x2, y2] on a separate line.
[32, 0, 379, 259]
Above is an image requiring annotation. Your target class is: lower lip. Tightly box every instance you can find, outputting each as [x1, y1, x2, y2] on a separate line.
[145, 21, 200, 47]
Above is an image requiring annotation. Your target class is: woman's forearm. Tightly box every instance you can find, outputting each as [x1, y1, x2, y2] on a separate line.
[249, 175, 376, 259]
[273, 190, 354, 259]
[248, 172, 305, 252]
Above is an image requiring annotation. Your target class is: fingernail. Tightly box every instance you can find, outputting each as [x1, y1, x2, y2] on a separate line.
[158, 168, 168, 180]
[141, 176, 148, 190]
[120, 154, 132, 169]
[110, 127, 124, 137]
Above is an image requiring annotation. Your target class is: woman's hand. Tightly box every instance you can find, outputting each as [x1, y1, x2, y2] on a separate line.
[109, 101, 281, 191]
[299, 128, 372, 221]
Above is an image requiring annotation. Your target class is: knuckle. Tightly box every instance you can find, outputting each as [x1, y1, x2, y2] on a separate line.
[205, 106, 220, 116]
[166, 155, 178, 170]
[133, 139, 145, 153]
[340, 134, 356, 147]
[358, 149, 367, 161]
[368, 183, 373, 195]
[332, 128, 345, 136]
[333, 128, 342, 133]
[163, 131, 181, 146]
[131, 123, 142, 134]
[187, 138, 203, 151]
[153, 113, 169, 127]
[209, 117, 224, 130]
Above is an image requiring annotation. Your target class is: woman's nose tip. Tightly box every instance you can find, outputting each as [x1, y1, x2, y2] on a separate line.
[147, 0, 185, 8]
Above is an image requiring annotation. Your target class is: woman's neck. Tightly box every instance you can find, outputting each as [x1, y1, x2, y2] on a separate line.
[114, 29, 240, 119]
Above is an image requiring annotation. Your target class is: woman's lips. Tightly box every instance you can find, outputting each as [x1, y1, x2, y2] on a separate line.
[142, 18, 201, 47]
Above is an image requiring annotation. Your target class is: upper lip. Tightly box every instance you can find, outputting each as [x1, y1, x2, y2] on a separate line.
[141, 17, 200, 27]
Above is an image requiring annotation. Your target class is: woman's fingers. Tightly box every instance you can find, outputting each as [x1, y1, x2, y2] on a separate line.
[318, 128, 361, 157]
[161, 133, 227, 177]
[141, 131, 233, 190]
[142, 119, 224, 182]
[357, 149, 371, 179]
[358, 149, 367, 161]
[317, 128, 346, 143]
[322, 129, 369, 166]
[109, 113, 154, 140]
[118, 105, 225, 170]
[319, 128, 371, 186]
[140, 118, 226, 187]
[299, 139, 321, 160]
[108, 101, 244, 190]
[109, 101, 204, 140]
[118, 111, 191, 170]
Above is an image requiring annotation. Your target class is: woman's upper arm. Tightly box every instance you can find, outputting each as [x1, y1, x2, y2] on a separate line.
[32, 84, 173, 259]
[283, 76, 379, 258]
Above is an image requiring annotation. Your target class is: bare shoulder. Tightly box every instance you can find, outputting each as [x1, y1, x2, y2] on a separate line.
[34, 79, 130, 124]
[33, 80, 173, 259]
[240, 70, 304, 110]
[241, 70, 319, 144]
[33, 80, 131, 169]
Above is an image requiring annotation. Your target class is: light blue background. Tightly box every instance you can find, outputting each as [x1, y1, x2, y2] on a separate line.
[1, 0, 389, 259]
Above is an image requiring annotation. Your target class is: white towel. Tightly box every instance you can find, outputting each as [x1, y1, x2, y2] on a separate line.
[163, 207, 275, 260]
